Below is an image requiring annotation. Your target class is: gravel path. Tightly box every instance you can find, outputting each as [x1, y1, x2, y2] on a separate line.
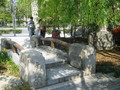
[0, 74, 22, 90]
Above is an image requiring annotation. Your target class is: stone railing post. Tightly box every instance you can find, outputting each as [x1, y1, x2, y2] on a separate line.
[20, 49, 46, 89]
[1, 38, 11, 51]
[31, 35, 42, 48]
[69, 43, 96, 75]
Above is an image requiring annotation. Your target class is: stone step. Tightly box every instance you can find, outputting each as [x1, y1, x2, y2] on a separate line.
[45, 58, 68, 68]
[36, 46, 68, 69]
[46, 64, 82, 86]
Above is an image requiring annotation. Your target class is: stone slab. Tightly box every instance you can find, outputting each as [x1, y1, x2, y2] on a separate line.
[35, 46, 68, 68]
[47, 64, 82, 85]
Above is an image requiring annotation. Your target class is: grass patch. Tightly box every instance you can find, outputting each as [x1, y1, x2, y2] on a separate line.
[4, 58, 20, 77]
[0, 52, 20, 77]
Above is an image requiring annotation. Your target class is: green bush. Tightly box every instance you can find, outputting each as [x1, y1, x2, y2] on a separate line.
[5, 58, 20, 77]
[10, 29, 22, 34]
[0, 30, 11, 34]
[96, 65, 120, 78]
[0, 29, 22, 34]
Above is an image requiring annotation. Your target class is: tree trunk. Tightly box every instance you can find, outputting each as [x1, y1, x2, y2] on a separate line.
[31, 0, 39, 28]
[70, 25, 73, 37]
[73, 24, 77, 38]
[63, 25, 65, 38]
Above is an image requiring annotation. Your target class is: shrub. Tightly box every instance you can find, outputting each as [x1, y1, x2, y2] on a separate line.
[0, 29, 22, 34]
[10, 29, 22, 34]
[0, 30, 11, 34]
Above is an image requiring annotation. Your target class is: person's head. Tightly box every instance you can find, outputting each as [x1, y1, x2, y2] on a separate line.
[30, 17, 33, 20]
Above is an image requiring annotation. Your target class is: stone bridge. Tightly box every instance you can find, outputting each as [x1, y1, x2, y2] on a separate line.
[1, 36, 96, 89]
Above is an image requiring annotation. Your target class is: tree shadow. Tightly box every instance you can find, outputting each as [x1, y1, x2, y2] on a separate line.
[96, 60, 120, 77]
[97, 50, 120, 60]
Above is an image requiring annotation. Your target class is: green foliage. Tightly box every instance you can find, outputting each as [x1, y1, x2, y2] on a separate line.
[0, 0, 7, 7]
[0, 52, 10, 63]
[0, 51, 20, 77]
[62, 29, 71, 34]
[5, 58, 20, 77]
[10, 29, 22, 33]
[0, 29, 22, 34]
[37, 0, 120, 31]
[0, 4, 12, 25]
[17, 0, 120, 32]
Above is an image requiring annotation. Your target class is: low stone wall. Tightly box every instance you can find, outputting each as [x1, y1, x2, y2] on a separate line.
[20, 49, 46, 89]
[69, 43, 96, 75]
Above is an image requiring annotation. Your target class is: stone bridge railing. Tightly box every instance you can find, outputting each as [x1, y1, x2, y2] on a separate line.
[1, 37, 96, 89]
[31, 35, 70, 48]
[1, 38, 24, 65]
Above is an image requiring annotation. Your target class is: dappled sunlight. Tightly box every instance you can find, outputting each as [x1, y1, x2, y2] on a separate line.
[96, 49, 120, 77]
[96, 50, 120, 64]
[47, 65, 80, 80]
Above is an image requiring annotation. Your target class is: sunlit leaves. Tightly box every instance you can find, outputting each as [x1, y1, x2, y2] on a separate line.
[17, 0, 120, 28]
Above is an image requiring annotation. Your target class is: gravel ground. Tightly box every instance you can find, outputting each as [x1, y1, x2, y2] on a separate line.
[0, 74, 22, 90]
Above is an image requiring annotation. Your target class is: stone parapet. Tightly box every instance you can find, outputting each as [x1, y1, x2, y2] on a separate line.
[19, 49, 46, 89]
[69, 43, 96, 75]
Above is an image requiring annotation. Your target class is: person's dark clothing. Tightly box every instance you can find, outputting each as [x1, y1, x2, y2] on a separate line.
[52, 29, 61, 48]
[40, 24, 46, 38]
[28, 20, 35, 38]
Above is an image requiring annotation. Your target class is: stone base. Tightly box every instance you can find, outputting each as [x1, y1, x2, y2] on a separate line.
[69, 43, 96, 75]
[19, 49, 46, 89]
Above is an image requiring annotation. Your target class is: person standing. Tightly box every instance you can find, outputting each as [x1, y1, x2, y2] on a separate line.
[35, 19, 46, 38]
[28, 17, 35, 39]
[52, 29, 60, 39]
[52, 28, 61, 48]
